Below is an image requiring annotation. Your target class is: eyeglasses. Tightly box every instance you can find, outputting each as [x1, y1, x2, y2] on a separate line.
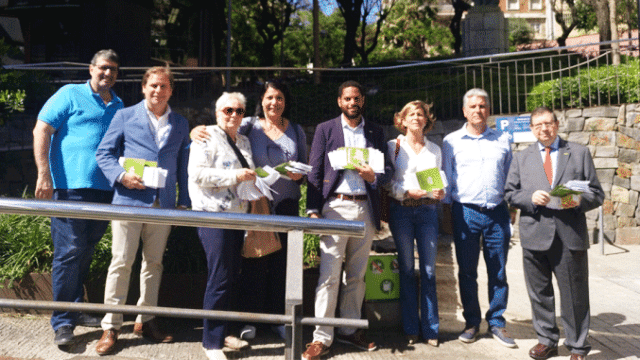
[531, 121, 557, 130]
[222, 107, 245, 116]
[96, 65, 118, 72]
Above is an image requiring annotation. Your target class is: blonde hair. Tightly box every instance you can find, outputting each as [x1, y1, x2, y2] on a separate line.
[142, 66, 174, 89]
[393, 100, 435, 134]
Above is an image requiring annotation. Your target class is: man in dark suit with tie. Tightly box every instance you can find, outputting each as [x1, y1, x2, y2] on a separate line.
[302, 80, 391, 360]
[505, 106, 604, 360]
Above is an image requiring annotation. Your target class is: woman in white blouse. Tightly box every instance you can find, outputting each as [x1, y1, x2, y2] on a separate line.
[386, 100, 445, 348]
[188, 92, 256, 360]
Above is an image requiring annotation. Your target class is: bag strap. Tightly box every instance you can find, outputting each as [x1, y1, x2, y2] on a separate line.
[223, 128, 250, 169]
[394, 137, 401, 160]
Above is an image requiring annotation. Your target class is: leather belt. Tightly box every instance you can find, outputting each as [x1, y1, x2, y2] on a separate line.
[393, 197, 439, 207]
[333, 193, 368, 201]
[461, 201, 503, 213]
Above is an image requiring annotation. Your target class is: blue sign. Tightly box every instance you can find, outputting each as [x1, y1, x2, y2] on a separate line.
[496, 115, 536, 143]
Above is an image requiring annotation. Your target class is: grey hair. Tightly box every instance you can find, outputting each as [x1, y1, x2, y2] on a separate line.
[91, 49, 119, 66]
[215, 92, 247, 113]
[462, 88, 490, 108]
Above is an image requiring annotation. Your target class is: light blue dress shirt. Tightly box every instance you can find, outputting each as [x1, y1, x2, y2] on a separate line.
[537, 136, 560, 185]
[442, 124, 512, 209]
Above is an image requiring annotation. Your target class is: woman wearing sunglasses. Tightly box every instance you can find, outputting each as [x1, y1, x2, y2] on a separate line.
[187, 92, 256, 360]
[190, 81, 307, 341]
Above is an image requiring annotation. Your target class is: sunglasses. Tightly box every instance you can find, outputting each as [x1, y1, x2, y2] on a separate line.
[222, 107, 245, 115]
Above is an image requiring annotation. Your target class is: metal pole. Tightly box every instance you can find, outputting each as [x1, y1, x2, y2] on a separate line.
[0, 299, 368, 328]
[226, 0, 232, 91]
[0, 198, 364, 237]
[285, 230, 304, 360]
[600, 205, 605, 255]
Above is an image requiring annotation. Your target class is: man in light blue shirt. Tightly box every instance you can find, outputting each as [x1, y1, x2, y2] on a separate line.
[442, 88, 515, 348]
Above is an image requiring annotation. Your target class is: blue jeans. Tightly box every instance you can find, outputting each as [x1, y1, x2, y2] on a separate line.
[451, 201, 510, 329]
[389, 201, 439, 339]
[50, 188, 113, 331]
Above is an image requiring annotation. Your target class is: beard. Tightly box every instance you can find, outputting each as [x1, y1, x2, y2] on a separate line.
[342, 106, 362, 120]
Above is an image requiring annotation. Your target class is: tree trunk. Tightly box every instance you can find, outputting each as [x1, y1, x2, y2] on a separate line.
[609, 0, 619, 64]
[337, 0, 364, 67]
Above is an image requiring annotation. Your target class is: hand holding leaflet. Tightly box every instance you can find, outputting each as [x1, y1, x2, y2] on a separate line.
[403, 168, 447, 198]
[328, 147, 385, 173]
[119, 157, 167, 188]
[547, 180, 590, 209]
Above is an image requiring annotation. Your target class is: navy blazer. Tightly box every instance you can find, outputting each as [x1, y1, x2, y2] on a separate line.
[504, 138, 604, 251]
[96, 100, 191, 209]
[306, 116, 392, 230]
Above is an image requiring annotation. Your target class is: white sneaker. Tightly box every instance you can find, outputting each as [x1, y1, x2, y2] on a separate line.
[203, 347, 228, 360]
[240, 325, 256, 340]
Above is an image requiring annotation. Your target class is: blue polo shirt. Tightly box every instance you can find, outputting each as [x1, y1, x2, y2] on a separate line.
[38, 81, 123, 190]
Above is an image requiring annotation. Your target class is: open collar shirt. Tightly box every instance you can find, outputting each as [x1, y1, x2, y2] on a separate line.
[442, 123, 512, 209]
[333, 114, 367, 196]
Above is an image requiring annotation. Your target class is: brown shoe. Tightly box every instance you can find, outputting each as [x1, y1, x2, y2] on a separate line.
[95, 329, 118, 356]
[529, 343, 558, 360]
[133, 319, 173, 343]
[335, 330, 377, 351]
[570, 354, 586, 360]
[302, 341, 330, 360]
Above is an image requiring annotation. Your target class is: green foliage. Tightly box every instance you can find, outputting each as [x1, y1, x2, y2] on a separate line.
[369, 0, 452, 63]
[574, 0, 597, 32]
[279, 10, 347, 68]
[527, 58, 640, 111]
[0, 190, 113, 287]
[299, 183, 320, 268]
[508, 18, 534, 47]
[0, 213, 52, 287]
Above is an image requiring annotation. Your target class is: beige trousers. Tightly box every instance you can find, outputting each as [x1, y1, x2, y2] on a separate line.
[101, 220, 171, 330]
[312, 197, 375, 346]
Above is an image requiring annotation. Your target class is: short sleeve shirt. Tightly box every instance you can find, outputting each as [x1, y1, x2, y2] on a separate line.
[38, 81, 124, 190]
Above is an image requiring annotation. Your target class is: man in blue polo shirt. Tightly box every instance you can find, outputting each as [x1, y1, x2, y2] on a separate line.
[32, 49, 124, 347]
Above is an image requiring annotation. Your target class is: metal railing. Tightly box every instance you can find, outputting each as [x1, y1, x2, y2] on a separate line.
[0, 198, 367, 360]
[2, 38, 638, 152]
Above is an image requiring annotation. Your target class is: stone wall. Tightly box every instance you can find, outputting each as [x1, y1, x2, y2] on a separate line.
[507, 104, 640, 245]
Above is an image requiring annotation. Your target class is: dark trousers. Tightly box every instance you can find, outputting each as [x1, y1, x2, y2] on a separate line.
[237, 198, 298, 319]
[523, 234, 591, 356]
[198, 227, 244, 349]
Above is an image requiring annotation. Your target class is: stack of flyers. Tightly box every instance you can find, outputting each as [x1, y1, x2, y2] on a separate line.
[328, 147, 385, 173]
[118, 157, 167, 189]
[241, 165, 280, 201]
[403, 167, 447, 196]
[274, 161, 313, 178]
[547, 180, 590, 210]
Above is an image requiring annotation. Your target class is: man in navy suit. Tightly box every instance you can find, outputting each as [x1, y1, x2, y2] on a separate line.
[94, 67, 191, 355]
[303, 81, 391, 360]
[505, 106, 604, 360]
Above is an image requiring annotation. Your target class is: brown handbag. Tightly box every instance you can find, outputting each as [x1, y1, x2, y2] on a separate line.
[243, 196, 282, 258]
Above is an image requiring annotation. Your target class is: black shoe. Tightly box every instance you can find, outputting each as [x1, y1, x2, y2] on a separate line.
[77, 313, 102, 328]
[54, 325, 74, 346]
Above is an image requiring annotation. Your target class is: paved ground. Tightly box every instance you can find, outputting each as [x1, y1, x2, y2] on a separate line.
[1, 235, 639, 360]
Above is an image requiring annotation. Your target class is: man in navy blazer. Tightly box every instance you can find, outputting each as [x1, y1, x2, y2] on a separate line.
[94, 67, 190, 355]
[505, 106, 604, 360]
[303, 81, 392, 360]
